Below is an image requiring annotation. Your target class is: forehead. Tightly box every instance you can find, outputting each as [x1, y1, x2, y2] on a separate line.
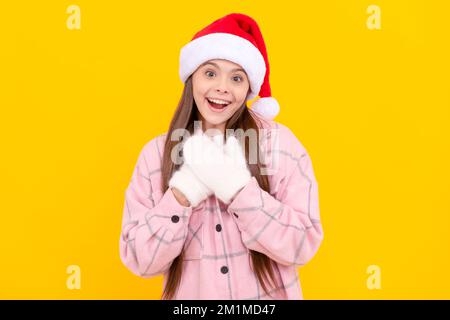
[201, 59, 245, 72]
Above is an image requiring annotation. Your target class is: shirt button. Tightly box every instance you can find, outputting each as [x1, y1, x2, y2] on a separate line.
[171, 215, 179, 223]
[215, 224, 222, 232]
[221, 266, 228, 274]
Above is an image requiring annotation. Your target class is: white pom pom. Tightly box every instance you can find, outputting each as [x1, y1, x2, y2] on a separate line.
[251, 97, 280, 120]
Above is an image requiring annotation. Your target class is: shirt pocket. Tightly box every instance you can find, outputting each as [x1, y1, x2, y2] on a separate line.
[182, 210, 204, 261]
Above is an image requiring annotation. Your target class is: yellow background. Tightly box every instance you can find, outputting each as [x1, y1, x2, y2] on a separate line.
[1, 0, 449, 299]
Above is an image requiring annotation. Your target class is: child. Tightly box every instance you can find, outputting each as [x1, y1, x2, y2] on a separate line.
[119, 13, 323, 300]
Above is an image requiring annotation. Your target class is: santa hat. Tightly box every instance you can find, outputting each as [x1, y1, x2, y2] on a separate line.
[179, 13, 280, 120]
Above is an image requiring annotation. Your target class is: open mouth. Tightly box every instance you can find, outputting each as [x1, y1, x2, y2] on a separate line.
[206, 97, 231, 112]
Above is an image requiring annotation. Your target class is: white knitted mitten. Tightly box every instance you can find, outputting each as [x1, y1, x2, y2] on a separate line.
[168, 163, 213, 207]
[182, 130, 251, 204]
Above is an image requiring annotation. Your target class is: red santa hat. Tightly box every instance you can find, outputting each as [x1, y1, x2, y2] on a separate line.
[179, 13, 280, 120]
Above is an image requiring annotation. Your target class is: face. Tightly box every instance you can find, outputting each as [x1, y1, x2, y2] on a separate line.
[192, 59, 250, 133]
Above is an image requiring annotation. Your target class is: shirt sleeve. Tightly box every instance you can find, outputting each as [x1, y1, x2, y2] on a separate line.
[119, 140, 193, 278]
[227, 145, 323, 267]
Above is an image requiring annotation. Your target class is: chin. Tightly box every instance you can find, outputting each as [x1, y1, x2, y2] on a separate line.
[204, 115, 227, 126]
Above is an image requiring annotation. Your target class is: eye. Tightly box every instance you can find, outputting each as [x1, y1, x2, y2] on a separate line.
[233, 75, 243, 82]
[205, 70, 215, 78]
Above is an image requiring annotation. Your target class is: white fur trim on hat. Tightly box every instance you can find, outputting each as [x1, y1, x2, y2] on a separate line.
[251, 97, 280, 120]
[179, 33, 266, 101]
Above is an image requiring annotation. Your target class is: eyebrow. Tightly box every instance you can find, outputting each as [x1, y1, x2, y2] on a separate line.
[201, 62, 246, 73]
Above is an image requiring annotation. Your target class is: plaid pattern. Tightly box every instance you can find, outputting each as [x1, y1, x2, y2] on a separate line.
[119, 119, 323, 300]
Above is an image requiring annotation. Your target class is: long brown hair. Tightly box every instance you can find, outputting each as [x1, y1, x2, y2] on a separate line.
[160, 75, 286, 300]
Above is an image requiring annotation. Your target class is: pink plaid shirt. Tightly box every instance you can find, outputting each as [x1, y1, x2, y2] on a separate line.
[119, 117, 323, 299]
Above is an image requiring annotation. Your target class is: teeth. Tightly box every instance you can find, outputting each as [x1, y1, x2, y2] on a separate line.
[207, 98, 230, 105]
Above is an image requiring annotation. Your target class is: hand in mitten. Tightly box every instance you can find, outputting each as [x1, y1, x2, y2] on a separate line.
[168, 162, 213, 207]
[182, 130, 251, 204]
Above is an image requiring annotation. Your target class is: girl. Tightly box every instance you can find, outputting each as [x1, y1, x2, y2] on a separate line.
[119, 13, 323, 300]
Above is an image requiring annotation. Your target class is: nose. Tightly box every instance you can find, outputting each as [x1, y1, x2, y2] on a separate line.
[214, 77, 229, 94]
[215, 87, 228, 94]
